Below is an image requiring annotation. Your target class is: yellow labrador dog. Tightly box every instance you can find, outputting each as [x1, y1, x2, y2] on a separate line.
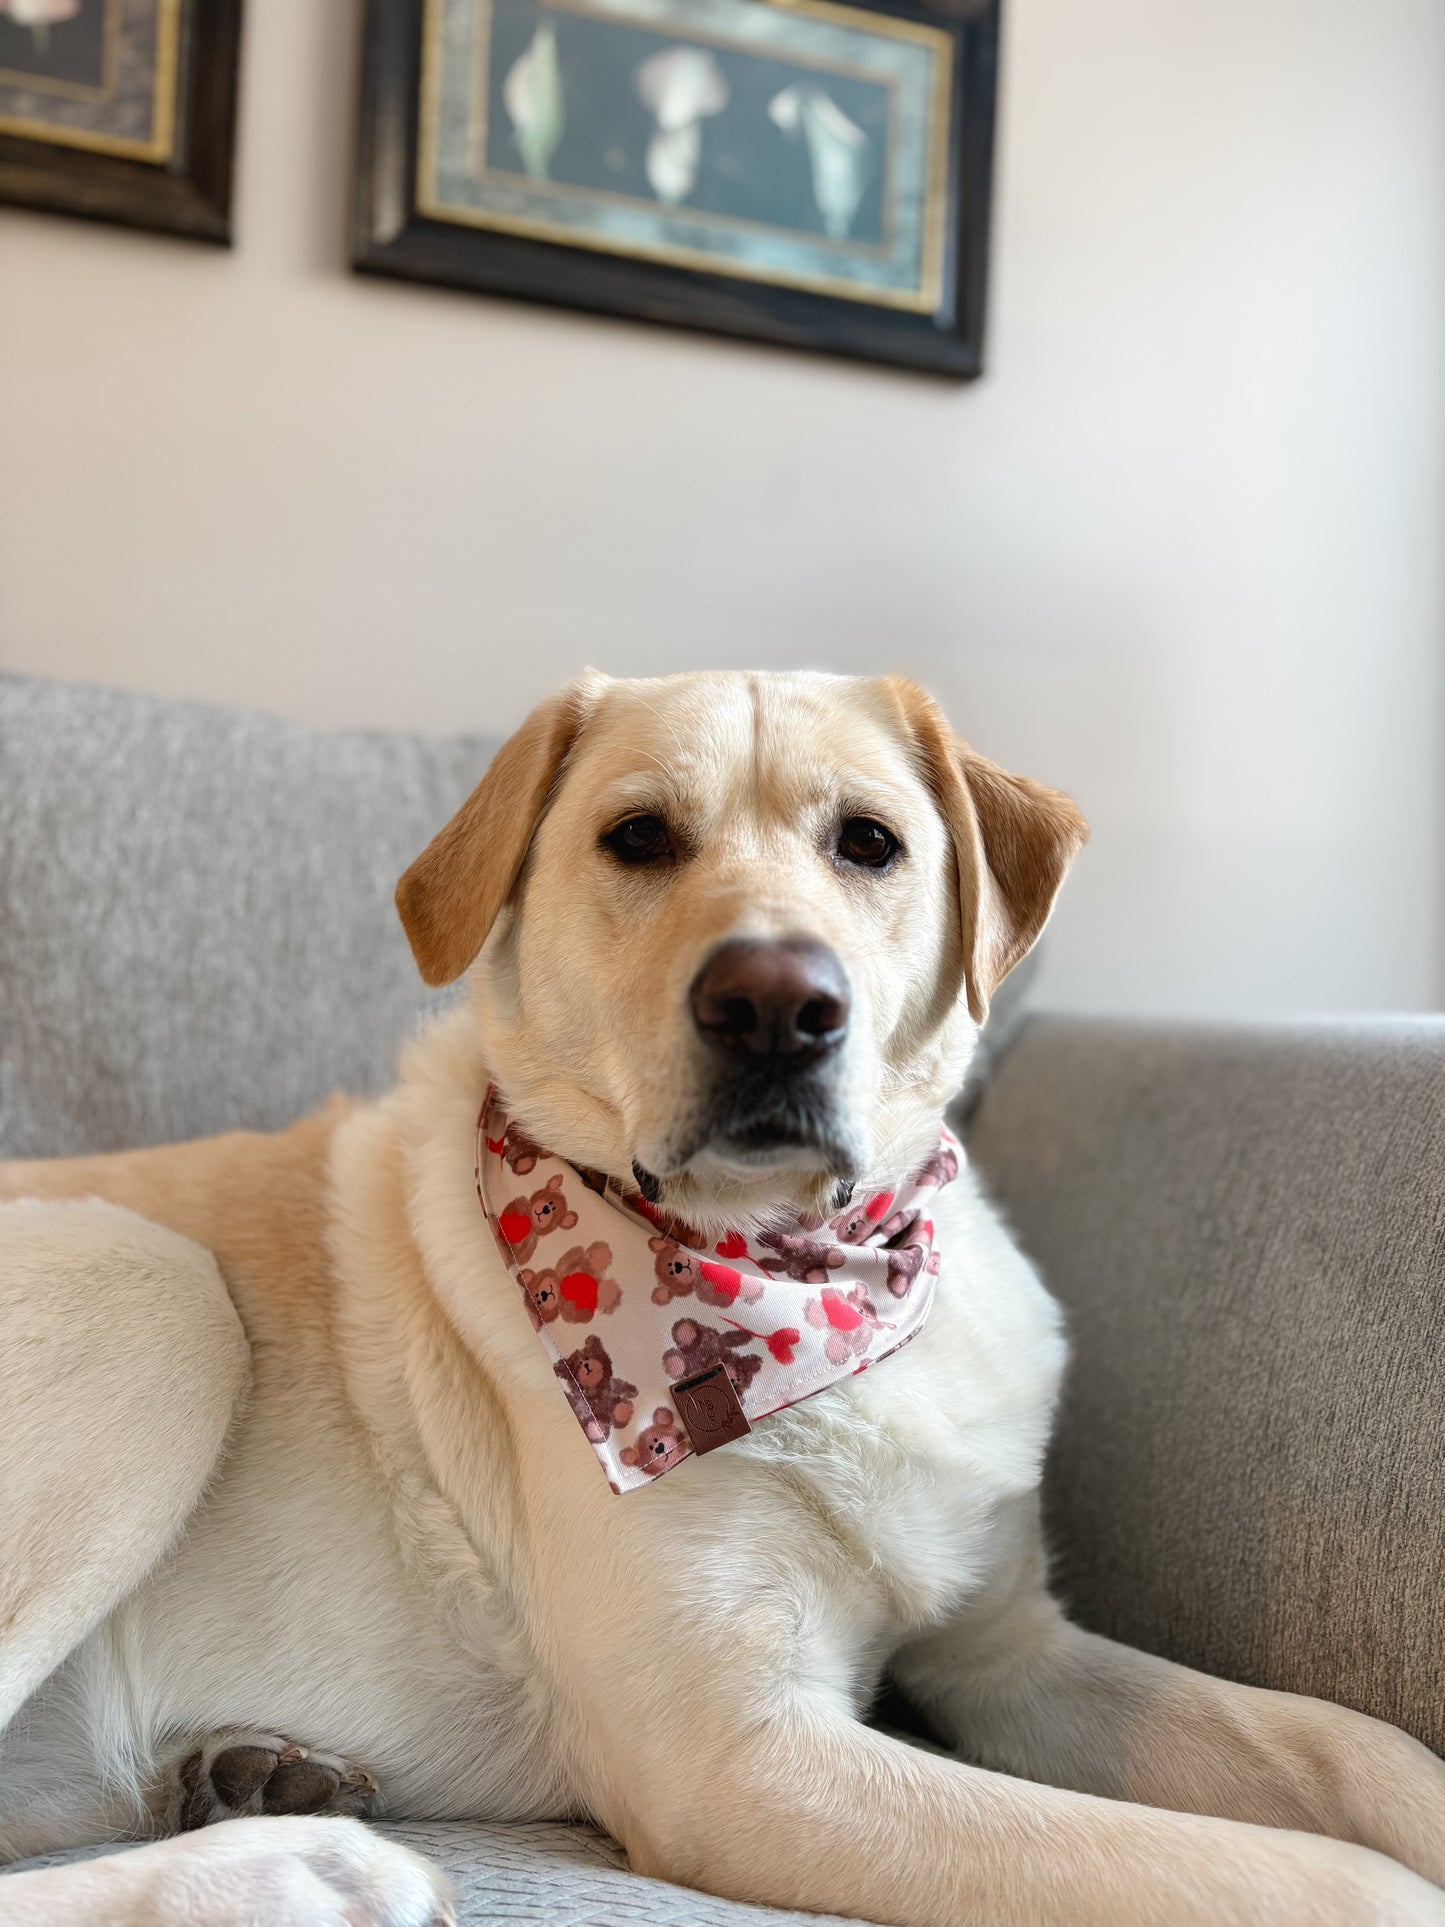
[2, 671, 1443, 1927]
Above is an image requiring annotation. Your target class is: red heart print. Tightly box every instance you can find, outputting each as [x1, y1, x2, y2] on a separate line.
[822, 1290, 863, 1331]
[560, 1270, 599, 1315]
[486, 1135, 506, 1155]
[715, 1230, 747, 1259]
[699, 1261, 742, 1304]
[864, 1191, 895, 1223]
[498, 1209, 531, 1247]
[767, 1327, 801, 1365]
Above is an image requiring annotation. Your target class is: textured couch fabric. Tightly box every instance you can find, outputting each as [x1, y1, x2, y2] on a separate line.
[0, 672, 497, 1158]
[970, 1015, 1445, 1755]
[10, 1822, 864, 1925]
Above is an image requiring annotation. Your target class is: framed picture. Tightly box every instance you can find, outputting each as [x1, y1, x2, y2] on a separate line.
[0, 0, 243, 242]
[354, 0, 999, 376]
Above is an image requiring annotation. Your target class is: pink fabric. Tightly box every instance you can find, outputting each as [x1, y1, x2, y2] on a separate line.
[477, 1089, 960, 1493]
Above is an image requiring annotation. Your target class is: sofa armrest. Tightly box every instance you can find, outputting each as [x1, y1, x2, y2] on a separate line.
[969, 1015, 1445, 1752]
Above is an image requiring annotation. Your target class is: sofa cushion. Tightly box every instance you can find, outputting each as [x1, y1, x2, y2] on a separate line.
[0, 673, 497, 1159]
[969, 1015, 1445, 1754]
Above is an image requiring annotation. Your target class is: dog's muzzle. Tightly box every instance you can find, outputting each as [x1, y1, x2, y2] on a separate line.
[687, 938, 856, 1171]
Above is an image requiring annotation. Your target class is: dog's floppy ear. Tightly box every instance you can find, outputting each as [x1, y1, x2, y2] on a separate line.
[882, 677, 1088, 1023]
[396, 676, 603, 986]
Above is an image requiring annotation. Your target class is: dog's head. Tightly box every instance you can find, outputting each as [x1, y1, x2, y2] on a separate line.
[397, 671, 1085, 1225]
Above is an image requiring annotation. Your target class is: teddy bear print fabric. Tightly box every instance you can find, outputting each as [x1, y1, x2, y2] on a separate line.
[478, 1089, 960, 1494]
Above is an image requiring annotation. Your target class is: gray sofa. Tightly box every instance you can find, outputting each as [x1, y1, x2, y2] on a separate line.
[3, 672, 1442, 1922]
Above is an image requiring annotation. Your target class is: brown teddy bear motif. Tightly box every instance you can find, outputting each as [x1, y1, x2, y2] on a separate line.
[493, 1173, 578, 1264]
[482, 1098, 550, 1176]
[555, 1335, 636, 1441]
[694, 1260, 765, 1309]
[828, 1194, 891, 1246]
[689, 1256, 770, 1318]
[516, 1267, 562, 1328]
[662, 1317, 763, 1397]
[875, 1210, 941, 1299]
[552, 1242, 622, 1323]
[757, 1227, 846, 1284]
[909, 1142, 959, 1189]
[649, 1235, 700, 1306]
[804, 1283, 891, 1365]
[620, 1406, 689, 1477]
[502, 1122, 548, 1177]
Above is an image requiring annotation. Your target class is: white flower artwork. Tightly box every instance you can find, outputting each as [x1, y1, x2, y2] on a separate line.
[0, 0, 81, 55]
[503, 23, 565, 180]
[635, 46, 729, 205]
[769, 84, 874, 239]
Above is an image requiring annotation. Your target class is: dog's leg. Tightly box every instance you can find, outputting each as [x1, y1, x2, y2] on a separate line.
[0, 1816, 452, 1927]
[888, 1507, 1445, 1895]
[592, 1695, 1441, 1926]
[0, 1199, 249, 1834]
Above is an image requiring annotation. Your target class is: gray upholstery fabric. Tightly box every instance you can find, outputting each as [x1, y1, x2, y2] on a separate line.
[6, 1821, 870, 1924]
[0, 672, 497, 1158]
[970, 1015, 1445, 1754]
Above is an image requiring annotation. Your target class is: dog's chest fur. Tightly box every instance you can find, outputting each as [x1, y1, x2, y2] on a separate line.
[648, 1170, 1070, 1694]
[391, 1145, 1070, 1798]
[8, 1100, 1066, 1836]
[358, 1078, 1069, 1810]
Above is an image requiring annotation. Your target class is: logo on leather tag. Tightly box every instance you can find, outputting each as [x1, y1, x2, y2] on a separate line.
[671, 1365, 751, 1453]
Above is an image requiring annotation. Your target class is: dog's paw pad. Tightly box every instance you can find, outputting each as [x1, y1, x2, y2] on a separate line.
[260, 1753, 342, 1814]
[208, 1742, 281, 1810]
[176, 1730, 380, 1830]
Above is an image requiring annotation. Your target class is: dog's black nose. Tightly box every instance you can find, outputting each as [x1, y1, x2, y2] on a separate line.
[690, 939, 850, 1066]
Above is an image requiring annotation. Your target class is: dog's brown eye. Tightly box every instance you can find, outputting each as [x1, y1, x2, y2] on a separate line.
[836, 817, 899, 868]
[603, 814, 673, 866]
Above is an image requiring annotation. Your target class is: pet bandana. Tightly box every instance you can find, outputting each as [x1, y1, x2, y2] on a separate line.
[476, 1088, 960, 1493]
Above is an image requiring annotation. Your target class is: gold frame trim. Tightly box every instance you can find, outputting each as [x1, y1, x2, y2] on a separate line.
[0, 0, 180, 163]
[416, 0, 952, 314]
[466, 0, 492, 176]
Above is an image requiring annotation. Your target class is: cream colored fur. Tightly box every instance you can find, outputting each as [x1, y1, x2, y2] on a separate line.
[1, 671, 1442, 1927]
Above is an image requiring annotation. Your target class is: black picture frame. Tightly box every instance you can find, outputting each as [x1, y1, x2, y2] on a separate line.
[353, 0, 999, 376]
[0, 0, 244, 244]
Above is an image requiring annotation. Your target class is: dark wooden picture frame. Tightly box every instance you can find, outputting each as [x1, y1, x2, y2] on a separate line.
[354, 0, 998, 376]
[0, 0, 244, 244]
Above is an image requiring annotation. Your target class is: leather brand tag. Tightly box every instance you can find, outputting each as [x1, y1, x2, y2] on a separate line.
[671, 1365, 751, 1454]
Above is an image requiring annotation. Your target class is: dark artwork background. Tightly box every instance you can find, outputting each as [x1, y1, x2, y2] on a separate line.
[0, 0, 242, 241]
[485, 0, 889, 246]
[0, 4, 109, 89]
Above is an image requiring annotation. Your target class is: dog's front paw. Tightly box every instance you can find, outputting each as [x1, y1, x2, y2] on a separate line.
[171, 1730, 379, 1830]
[0, 1816, 453, 1927]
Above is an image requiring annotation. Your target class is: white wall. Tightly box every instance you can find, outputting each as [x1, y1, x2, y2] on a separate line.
[3, 0, 1442, 1016]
